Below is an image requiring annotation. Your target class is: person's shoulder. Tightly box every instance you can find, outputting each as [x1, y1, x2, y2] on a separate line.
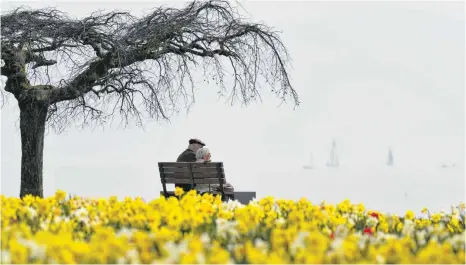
[177, 149, 196, 162]
[183, 149, 195, 154]
[187, 150, 196, 156]
[180, 149, 195, 156]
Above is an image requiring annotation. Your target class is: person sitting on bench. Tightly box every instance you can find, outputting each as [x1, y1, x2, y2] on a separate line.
[176, 138, 205, 191]
[195, 147, 211, 163]
[195, 147, 235, 195]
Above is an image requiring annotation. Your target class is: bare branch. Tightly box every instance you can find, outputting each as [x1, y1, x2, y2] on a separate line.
[1, 0, 299, 132]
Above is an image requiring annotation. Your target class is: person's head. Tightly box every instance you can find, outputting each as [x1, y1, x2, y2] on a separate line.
[196, 147, 211, 161]
[188, 138, 205, 153]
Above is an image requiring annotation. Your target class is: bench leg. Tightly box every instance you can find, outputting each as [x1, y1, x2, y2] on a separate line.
[222, 193, 234, 202]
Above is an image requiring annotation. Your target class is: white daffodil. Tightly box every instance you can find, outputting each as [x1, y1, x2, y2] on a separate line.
[275, 217, 286, 226]
[72, 207, 90, 223]
[402, 219, 415, 236]
[116, 227, 136, 238]
[27, 207, 37, 219]
[1, 250, 11, 264]
[415, 230, 427, 247]
[254, 238, 269, 253]
[125, 248, 140, 264]
[376, 254, 385, 264]
[17, 237, 46, 261]
[330, 238, 344, 250]
[200, 233, 210, 245]
[290, 231, 309, 255]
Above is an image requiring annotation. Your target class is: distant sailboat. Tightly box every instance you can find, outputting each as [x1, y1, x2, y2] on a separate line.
[303, 153, 315, 169]
[326, 139, 339, 168]
[442, 163, 456, 169]
[387, 148, 394, 166]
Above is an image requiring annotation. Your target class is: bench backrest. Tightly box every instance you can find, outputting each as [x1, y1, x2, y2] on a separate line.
[158, 162, 225, 187]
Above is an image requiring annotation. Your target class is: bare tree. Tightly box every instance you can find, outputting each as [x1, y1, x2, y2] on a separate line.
[1, 0, 299, 198]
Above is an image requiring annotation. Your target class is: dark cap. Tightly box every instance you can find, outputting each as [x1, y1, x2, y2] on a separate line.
[189, 138, 205, 146]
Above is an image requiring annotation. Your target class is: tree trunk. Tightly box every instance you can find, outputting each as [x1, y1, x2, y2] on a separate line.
[18, 100, 48, 198]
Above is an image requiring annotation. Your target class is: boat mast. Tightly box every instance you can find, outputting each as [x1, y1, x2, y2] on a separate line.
[327, 139, 339, 167]
[387, 148, 393, 166]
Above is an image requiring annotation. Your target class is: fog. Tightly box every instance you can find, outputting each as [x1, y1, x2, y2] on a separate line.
[1, 1, 464, 215]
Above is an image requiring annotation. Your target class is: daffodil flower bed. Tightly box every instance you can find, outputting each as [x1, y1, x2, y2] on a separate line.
[1, 188, 465, 264]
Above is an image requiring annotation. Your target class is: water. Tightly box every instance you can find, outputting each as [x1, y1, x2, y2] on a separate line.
[52, 164, 464, 216]
[255, 165, 465, 215]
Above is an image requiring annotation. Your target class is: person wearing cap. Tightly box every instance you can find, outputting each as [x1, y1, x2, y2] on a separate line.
[177, 138, 205, 162]
[176, 138, 206, 191]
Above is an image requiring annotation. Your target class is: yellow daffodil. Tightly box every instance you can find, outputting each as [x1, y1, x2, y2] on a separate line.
[405, 210, 415, 221]
[0, 191, 464, 264]
[174, 187, 185, 197]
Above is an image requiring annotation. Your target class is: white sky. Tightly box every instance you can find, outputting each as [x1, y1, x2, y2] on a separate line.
[1, 1, 464, 213]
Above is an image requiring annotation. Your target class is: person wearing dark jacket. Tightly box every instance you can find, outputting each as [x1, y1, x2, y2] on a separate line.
[176, 138, 205, 191]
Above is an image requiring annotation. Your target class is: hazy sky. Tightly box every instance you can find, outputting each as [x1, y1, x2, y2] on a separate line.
[1, 1, 464, 213]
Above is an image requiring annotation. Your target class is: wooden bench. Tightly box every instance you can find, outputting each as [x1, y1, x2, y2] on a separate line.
[158, 162, 234, 201]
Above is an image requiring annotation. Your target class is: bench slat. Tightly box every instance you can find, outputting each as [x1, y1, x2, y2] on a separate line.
[164, 178, 226, 184]
[162, 167, 223, 174]
[159, 162, 223, 169]
[159, 162, 229, 199]
[162, 172, 225, 179]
